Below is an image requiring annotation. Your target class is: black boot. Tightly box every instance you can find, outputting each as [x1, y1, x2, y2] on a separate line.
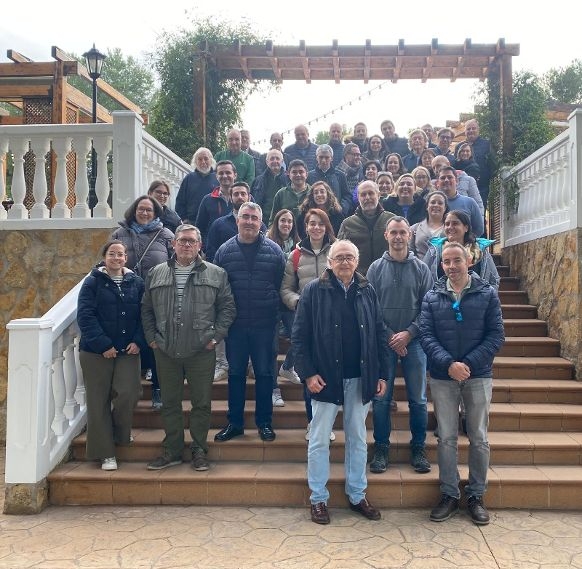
[369, 444, 389, 473]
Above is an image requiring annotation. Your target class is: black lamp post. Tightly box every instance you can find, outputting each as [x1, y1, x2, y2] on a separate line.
[82, 44, 106, 209]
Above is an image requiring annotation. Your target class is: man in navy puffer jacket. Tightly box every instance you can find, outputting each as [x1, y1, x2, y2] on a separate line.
[420, 242, 504, 527]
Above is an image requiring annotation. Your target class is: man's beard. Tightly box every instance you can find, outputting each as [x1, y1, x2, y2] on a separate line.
[197, 165, 212, 175]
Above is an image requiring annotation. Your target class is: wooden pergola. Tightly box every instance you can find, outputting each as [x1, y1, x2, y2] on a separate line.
[193, 38, 519, 154]
[0, 46, 145, 125]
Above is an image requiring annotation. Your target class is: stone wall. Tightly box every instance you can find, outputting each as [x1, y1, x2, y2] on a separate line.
[503, 229, 582, 378]
[0, 228, 113, 442]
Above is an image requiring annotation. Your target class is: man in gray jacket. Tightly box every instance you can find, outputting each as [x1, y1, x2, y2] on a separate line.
[366, 217, 433, 474]
[142, 224, 236, 472]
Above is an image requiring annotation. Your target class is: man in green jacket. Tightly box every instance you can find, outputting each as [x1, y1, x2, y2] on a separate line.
[337, 181, 395, 275]
[215, 129, 256, 186]
[142, 224, 236, 472]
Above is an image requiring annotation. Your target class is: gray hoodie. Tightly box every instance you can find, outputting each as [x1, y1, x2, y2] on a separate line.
[367, 250, 433, 338]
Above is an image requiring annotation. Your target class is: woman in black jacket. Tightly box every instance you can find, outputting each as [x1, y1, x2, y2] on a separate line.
[382, 174, 426, 225]
[77, 240, 145, 471]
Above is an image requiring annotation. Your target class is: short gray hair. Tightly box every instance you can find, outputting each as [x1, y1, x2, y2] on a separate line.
[329, 239, 359, 261]
[175, 224, 201, 242]
[239, 202, 263, 219]
[316, 144, 334, 157]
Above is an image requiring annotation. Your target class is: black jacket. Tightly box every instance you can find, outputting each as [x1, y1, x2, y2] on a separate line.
[382, 194, 426, 225]
[292, 269, 390, 405]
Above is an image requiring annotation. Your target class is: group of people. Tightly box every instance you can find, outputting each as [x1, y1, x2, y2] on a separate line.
[76, 116, 504, 528]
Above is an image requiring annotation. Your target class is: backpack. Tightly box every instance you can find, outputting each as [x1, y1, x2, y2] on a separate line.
[291, 247, 302, 273]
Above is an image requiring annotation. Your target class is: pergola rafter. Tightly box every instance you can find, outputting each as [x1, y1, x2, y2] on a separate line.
[192, 38, 519, 155]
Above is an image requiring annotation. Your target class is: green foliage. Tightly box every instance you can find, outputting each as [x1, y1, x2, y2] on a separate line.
[544, 59, 582, 104]
[69, 48, 156, 112]
[147, 17, 273, 163]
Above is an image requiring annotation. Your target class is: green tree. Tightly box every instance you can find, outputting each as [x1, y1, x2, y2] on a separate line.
[70, 48, 156, 112]
[147, 17, 273, 163]
[544, 59, 582, 104]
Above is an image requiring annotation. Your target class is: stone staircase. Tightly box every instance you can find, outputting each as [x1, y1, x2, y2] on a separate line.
[48, 259, 582, 509]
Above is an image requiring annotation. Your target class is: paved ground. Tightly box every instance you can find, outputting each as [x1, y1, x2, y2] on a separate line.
[2, 451, 582, 569]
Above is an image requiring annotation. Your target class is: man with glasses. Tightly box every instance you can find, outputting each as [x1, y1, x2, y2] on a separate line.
[214, 203, 286, 443]
[147, 180, 182, 234]
[292, 239, 390, 525]
[419, 242, 504, 525]
[142, 224, 236, 472]
[337, 180, 394, 275]
[434, 128, 456, 163]
[336, 142, 364, 198]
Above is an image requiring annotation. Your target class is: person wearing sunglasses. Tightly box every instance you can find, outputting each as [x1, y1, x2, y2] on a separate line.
[419, 241, 504, 526]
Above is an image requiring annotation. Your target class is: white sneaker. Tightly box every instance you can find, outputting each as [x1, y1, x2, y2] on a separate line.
[305, 422, 335, 441]
[247, 363, 255, 378]
[102, 457, 117, 471]
[272, 388, 285, 407]
[214, 363, 228, 382]
[279, 365, 301, 384]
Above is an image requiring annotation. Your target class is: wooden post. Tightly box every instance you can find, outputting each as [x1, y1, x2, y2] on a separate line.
[501, 54, 514, 159]
[193, 41, 207, 146]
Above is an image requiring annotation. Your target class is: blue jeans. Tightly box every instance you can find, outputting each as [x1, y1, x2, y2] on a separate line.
[372, 338, 427, 447]
[308, 377, 370, 505]
[430, 376, 492, 499]
[280, 309, 296, 369]
[226, 326, 276, 429]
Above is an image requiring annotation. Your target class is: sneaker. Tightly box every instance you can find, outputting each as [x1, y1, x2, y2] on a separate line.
[410, 446, 431, 474]
[467, 495, 490, 525]
[101, 457, 117, 471]
[430, 494, 459, 522]
[304, 422, 335, 441]
[279, 364, 301, 384]
[272, 388, 285, 407]
[214, 363, 228, 382]
[145, 369, 153, 382]
[191, 449, 210, 471]
[147, 455, 182, 470]
[369, 444, 389, 474]
[151, 389, 162, 409]
[247, 362, 255, 378]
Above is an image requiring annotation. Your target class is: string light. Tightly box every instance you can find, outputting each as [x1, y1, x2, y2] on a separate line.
[254, 80, 390, 147]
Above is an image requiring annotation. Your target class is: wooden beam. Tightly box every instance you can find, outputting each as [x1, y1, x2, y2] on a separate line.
[51, 46, 76, 62]
[299, 41, 311, 84]
[332, 39, 340, 84]
[0, 116, 24, 125]
[234, 39, 254, 83]
[193, 46, 207, 145]
[501, 53, 514, 157]
[265, 40, 282, 82]
[64, 84, 111, 123]
[52, 60, 67, 124]
[363, 39, 371, 84]
[7, 50, 33, 63]
[0, 84, 51, 97]
[0, 62, 78, 77]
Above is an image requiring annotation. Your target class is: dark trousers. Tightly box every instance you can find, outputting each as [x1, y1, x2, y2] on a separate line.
[80, 351, 141, 460]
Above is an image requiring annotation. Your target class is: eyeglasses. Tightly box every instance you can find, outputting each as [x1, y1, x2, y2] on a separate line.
[452, 300, 463, 322]
[153, 190, 169, 197]
[176, 238, 199, 246]
[136, 208, 154, 214]
[330, 255, 357, 264]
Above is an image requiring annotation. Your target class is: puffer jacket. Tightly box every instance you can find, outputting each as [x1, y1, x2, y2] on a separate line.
[292, 269, 390, 405]
[419, 273, 504, 380]
[214, 234, 286, 330]
[110, 222, 174, 278]
[382, 194, 426, 225]
[280, 238, 332, 310]
[423, 237, 500, 290]
[78, 267, 145, 354]
[141, 257, 236, 359]
[337, 205, 395, 275]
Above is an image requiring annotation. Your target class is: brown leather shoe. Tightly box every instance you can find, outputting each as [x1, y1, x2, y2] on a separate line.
[310, 502, 330, 524]
[349, 498, 381, 520]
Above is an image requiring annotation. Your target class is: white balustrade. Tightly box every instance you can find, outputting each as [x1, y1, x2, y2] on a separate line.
[0, 111, 190, 230]
[500, 109, 582, 247]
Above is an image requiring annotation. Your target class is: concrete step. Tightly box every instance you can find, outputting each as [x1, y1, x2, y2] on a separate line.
[499, 337, 561, 357]
[499, 277, 520, 291]
[498, 290, 529, 305]
[496, 265, 510, 277]
[503, 319, 547, 337]
[501, 304, 537, 319]
[47, 461, 582, 509]
[71, 428, 582, 467]
[493, 356, 573, 380]
[130, 400, 582, 432]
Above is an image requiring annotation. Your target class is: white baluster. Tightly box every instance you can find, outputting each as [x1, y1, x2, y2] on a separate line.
[51, 339, 68, 436]
[63, 334, 81, 421]
[92, 135, 112, 218]
[73, 335, 86, 407]
[29, 136, 50, 219]
[7, 137, 29, 219]
[71, 135, 92, 218]
[51, 136, 73, 219]
[0, 137, 8, 220]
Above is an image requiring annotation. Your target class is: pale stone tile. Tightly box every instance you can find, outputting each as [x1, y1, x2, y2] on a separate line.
[362, 543, 413, 568]
[12, 533, 72, 554]
[434, 530, 487, 552]
[117, 539, 171, 568]
[0, 551, 45, 568]
[535, 520, 582, 538]
[30, 559, 80, 569]
[243, 528, 287, 549]
[441, 547, 497, 567]
[496, 530, 553, 546]
[513, 544, 573, 565]
[134, 519, 190, 540]
[91, 532, 138, 551]
[317, 526, 373, 543]
[402, 541, 446, 558]
[399, 524, 438, 543]
[78, 549, 122, 568]
[42, 537, 94, 561]
[152, 546, 208, 569]
[406, 558, 457, 568]
[209, 520, 253, 539]
[319, 536, 390, 560]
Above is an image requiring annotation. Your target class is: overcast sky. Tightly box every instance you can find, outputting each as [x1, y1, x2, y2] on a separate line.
[2, 1, 580, 151]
